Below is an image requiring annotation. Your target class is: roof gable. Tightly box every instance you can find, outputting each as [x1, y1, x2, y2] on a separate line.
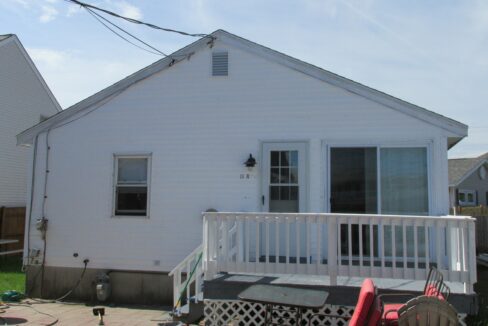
[17, 29, 467, 145]
[449, 153, 488, 186]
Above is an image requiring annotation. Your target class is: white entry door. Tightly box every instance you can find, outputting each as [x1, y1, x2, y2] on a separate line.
[262, 142, 307, 212]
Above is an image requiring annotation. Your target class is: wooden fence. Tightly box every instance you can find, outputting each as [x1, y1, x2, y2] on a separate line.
[0, 207, 25, 256]
[452, 206, 488, 252]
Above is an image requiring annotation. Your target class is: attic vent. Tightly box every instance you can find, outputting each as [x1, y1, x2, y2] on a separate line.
[212, 52, 228, 76]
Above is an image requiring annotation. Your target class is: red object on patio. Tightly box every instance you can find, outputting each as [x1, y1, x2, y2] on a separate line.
[381, 267, 450, 325]
[348, 278, 382, 326]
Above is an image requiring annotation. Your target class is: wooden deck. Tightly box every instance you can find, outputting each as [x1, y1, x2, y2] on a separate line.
[204, 273, 478, 315]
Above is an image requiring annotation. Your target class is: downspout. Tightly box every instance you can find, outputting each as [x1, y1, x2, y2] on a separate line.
[23, 134, 39, 269]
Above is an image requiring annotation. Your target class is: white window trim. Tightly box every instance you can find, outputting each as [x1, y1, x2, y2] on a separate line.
[112, 153, 152, 218]
[458, 189, 476, 207]
[322, 140, 433, 215]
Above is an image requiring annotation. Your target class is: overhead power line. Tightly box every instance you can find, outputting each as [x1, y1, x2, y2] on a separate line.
[65, 0, 212, 39]
[85, 7, 168, 56]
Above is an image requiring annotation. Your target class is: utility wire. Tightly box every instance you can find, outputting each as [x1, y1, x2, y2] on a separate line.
[65, 0, 212, 39]
[85, 7, 166, 56]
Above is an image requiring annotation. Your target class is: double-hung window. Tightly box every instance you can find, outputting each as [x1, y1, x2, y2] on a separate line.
[113, 155, 151, 216]
[458, 190, 476, 206]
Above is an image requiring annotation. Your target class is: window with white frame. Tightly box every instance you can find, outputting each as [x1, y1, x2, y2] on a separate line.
[458, 189, 476, 206]
[114, 155, 150, 216]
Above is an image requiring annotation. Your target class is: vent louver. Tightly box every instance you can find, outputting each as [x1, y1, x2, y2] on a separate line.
[212, 52, 228, 76]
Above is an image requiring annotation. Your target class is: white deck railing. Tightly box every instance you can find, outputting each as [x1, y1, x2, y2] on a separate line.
[202, 212, 477, 294]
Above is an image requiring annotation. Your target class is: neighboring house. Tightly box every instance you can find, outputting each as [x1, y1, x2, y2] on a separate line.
[0, 34, 60, 207]
[448, 153, 488, 207]
[17, 30, 473, 309]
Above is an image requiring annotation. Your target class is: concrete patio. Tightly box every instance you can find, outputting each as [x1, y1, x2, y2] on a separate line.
[0, 301, 178, 326]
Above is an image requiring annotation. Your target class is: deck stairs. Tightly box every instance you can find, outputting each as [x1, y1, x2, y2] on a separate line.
[168, 244, 205, 323]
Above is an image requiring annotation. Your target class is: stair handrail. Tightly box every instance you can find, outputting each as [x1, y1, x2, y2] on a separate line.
[169, 243, 203, 276]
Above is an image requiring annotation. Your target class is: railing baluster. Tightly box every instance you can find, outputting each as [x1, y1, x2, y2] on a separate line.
[348, 221, 352, 274]
[296, 216, 301, 269]
[359, 220, 363, 272]
[424, 222, 430, 274]
[275, 217, 280, 271]
[255, 218, 260, 272]
[413, 222, 418, 278]
[236, 216, 241, 271]
[265, 218, 270, 270]
[402, 221, 407, 277]
[392, 223, 396, 274]
[317, 216, 322, 272]
[306, 216, 311, 266]
[337, 220, 342, 270]
[446, 221, 453, 281]
[369, 218, 374, 274]
[435, 220, 442, 271]
[380, 220, 385, 277]
[286, 219, 290, 268]
[246, 217, 250, 265]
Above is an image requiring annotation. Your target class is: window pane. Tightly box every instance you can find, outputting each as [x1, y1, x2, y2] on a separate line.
[118, 158, 147, 184]
[271, 151, 280, 167]
[330, 148, 377, 214]
[280, 168, 290, 183]
[290, 167, 298, 184]
[280, 151, 289, 166]
[289, 151, 298, 167]
[270, 168, 280, 183]
[116, 186, 147, 215]
[380, 148, 428, 215]
[270, 186, 280, 200]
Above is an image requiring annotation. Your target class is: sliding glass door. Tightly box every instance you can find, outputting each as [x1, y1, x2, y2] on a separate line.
[330, 145, 429, 259]
[330, 146, 429, 215]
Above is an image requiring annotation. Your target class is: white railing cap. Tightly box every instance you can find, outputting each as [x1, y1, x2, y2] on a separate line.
[202, 212, 476, 222]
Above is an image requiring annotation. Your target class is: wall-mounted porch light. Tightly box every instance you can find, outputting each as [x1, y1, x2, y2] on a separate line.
[244, 154, 257, 170]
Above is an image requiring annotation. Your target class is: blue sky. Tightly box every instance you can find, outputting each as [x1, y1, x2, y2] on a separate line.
[1, 0, 487, 158]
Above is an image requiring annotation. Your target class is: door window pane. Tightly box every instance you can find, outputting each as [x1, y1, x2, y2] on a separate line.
[269, 150, 299, 212]
[380, 148, 428, 215]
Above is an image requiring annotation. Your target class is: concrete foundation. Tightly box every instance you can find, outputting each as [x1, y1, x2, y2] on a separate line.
[25, 265, 173, 305]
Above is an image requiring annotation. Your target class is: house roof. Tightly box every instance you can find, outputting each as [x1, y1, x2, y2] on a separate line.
[16, 29, 468, 145]
[0, 34, 62, 114]
[448, 153, 488, 186]
[0, 34, 13, 42]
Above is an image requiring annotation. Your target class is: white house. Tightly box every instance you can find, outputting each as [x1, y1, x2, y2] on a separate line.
[17, 30, 475, 313]
[0, 34, 60, 207]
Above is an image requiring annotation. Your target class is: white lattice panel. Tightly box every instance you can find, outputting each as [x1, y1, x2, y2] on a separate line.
[204, 299, 353, 326]
[204, 299, 469, 325]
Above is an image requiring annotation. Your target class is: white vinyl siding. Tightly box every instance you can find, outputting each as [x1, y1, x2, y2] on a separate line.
[25, 39, 452, 272]
[0, 37, 58, 206]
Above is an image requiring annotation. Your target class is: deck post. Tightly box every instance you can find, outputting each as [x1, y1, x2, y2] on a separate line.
[328, 216, 338, 286]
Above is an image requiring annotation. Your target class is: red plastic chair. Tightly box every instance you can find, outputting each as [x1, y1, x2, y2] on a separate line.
[308, 278, 382, 326]
[381, 267, 450, 325]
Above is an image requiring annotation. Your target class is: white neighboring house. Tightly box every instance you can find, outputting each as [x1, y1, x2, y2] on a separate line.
[0, 34, 60, 207]
[17, 30, 473, 307]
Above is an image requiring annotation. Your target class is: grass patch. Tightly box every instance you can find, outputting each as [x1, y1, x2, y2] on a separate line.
[0, 255, 25, 294]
